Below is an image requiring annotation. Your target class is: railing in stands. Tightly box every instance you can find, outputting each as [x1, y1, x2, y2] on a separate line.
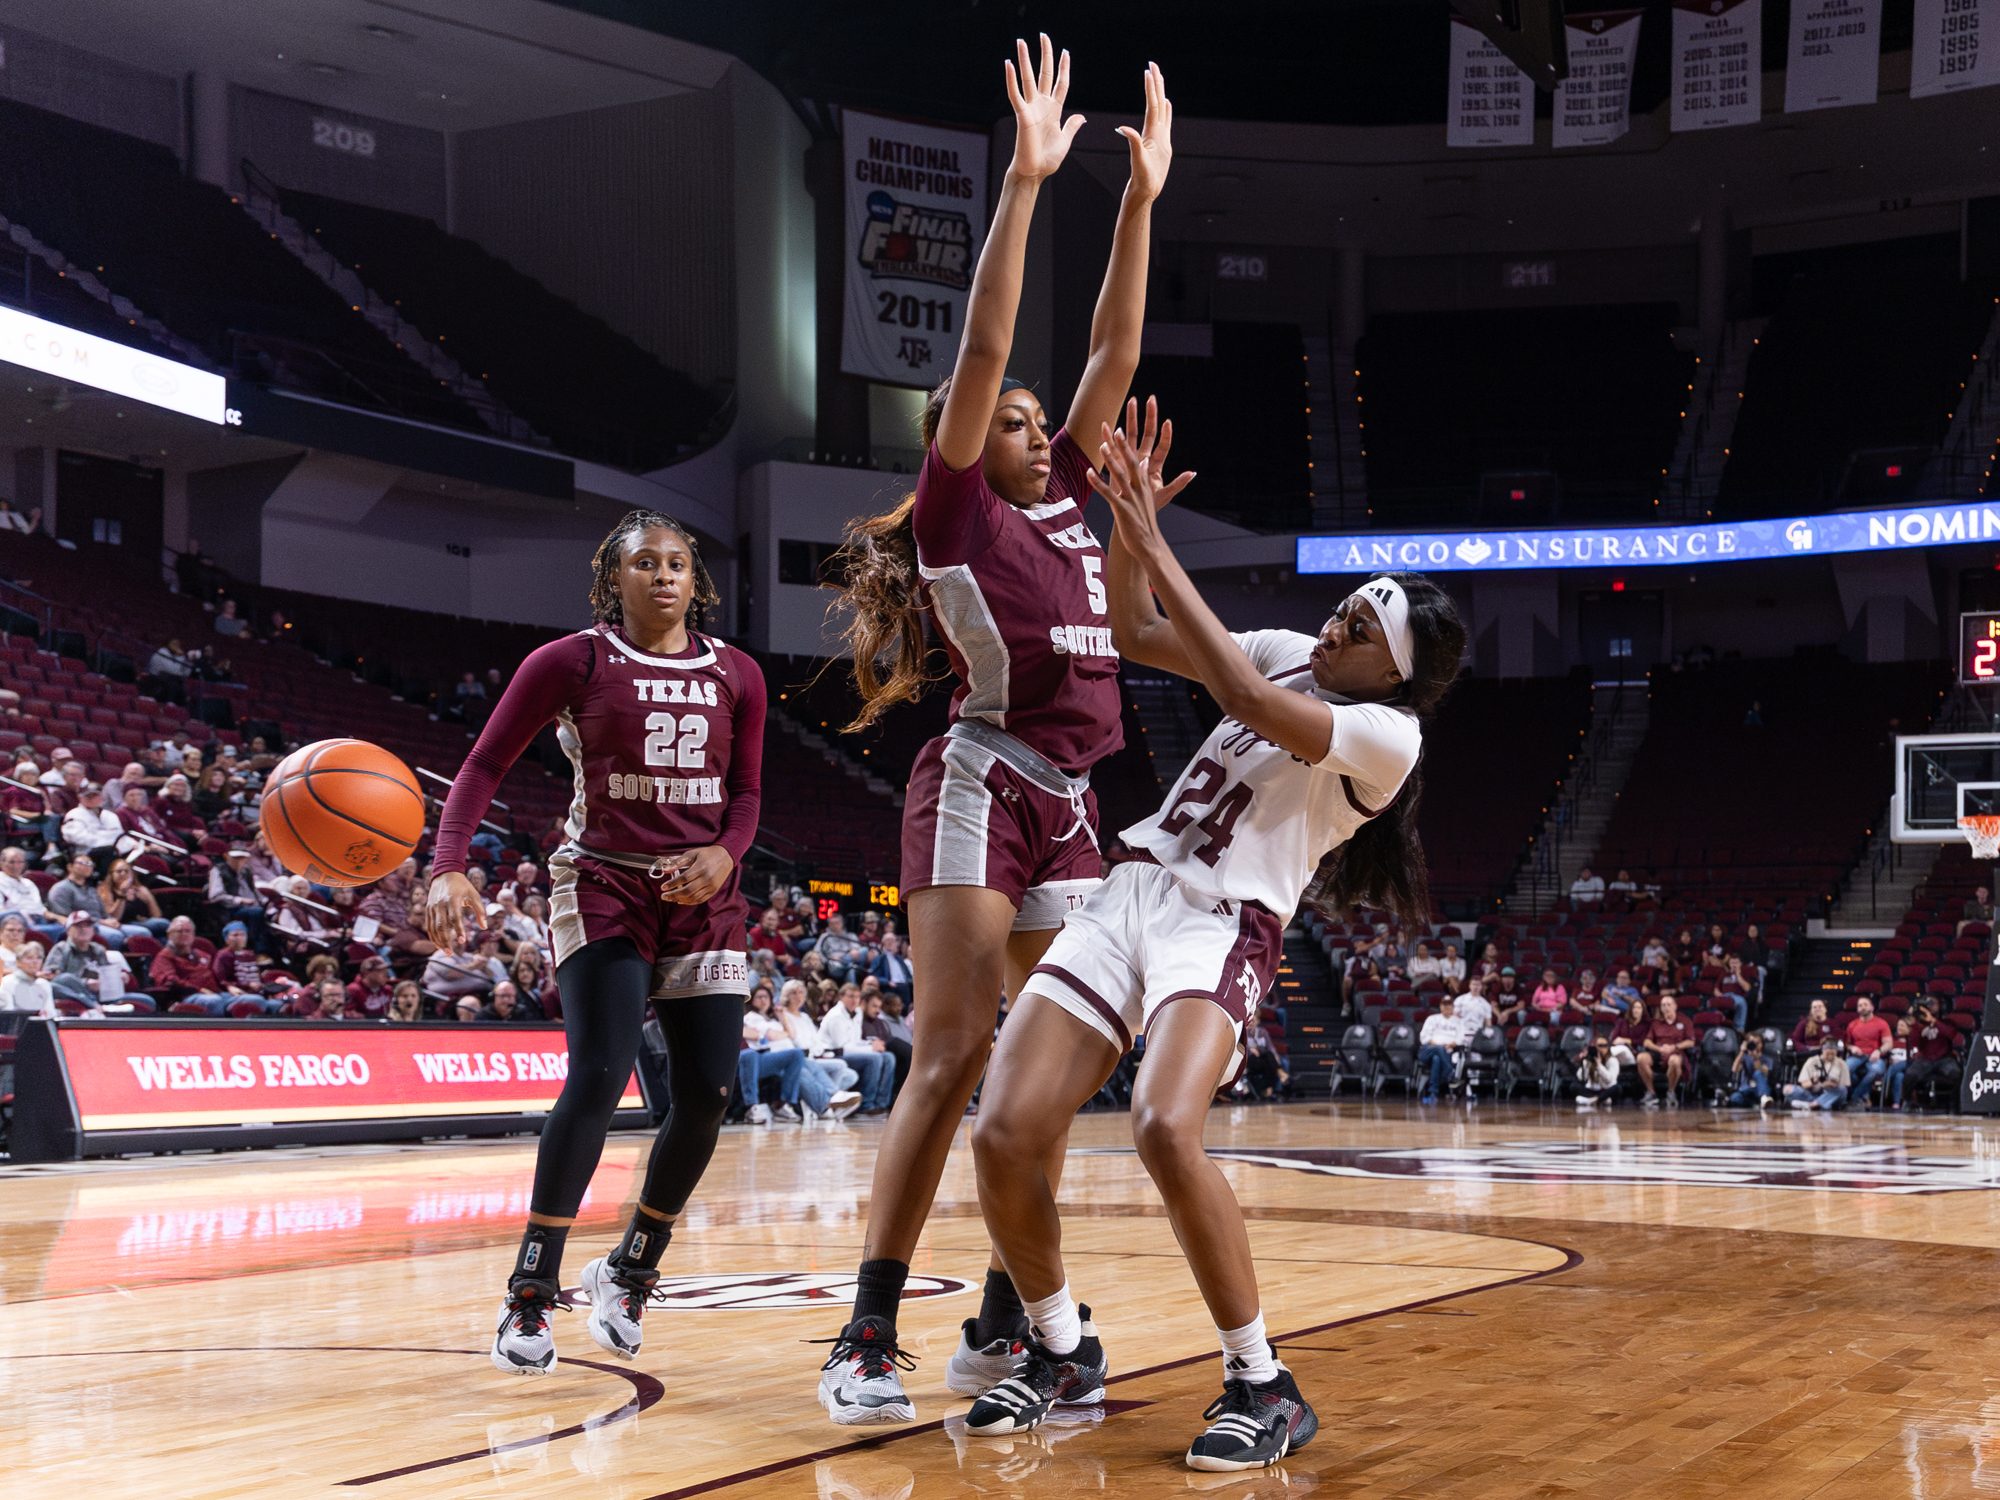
[1507, 684, 1624, 911]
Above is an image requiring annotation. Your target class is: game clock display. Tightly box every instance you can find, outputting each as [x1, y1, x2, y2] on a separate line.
[1961, 612, 2000, 685]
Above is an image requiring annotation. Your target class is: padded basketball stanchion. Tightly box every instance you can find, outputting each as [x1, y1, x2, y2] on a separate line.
[1958, 815, 2000, 1114]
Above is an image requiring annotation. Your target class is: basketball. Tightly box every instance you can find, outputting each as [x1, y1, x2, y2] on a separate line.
[259, 738, 426, 888]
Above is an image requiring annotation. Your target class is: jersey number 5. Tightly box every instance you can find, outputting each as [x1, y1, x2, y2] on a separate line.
[644, 712, 710, 769]
[1158, 756, 1253, 867]
[1081, 554, 1106, 614]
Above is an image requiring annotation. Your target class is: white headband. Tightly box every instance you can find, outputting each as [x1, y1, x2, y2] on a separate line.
[1352, 577, 1416, 685]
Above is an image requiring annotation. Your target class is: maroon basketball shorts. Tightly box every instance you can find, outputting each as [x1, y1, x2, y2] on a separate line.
[1024, 859, 1283, 1088]
[547, 850, 748, 999]
[901, 730, 1103, 931]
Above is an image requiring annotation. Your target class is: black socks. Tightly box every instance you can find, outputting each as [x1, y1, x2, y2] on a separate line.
[611, 1213, 671, 1275]
[852, 1258, 910, 1328]
[512, 1224, 568, 1288]
[975, 1267, 1027, 1345]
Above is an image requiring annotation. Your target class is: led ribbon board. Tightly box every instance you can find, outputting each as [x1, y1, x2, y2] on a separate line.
[1299, 503, 2000, 574]
[0, 304, 227, 424]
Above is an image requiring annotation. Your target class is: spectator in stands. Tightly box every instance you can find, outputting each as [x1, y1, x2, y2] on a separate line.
[191, 766, 241, 825]
[1791, 998, 1836, 1052]
[274, 875, 343, 959]
[213, 599, 246, 638]
[386, 981, 423, 1022]
[1573, 1035, 1620, 1110]
[1784, 1040, 1850, 1111]
[1962, 887, 1993, 936]
[362, 858, 434, 958]
[861, 990, 911, 1098]
[347, 955, 394, 1017]
[869, 930, 914, 1011]
[0, 913, 30, 975]
[311, 979, 352, 1021]
[1530, 967, 1568, 1020]
[42, 758, 86, 851]
[1640, 935, 1670, 972]
[1606, 869, 1638, 899]
[425, 928, 507, 1001]
[776, 979, 861, 1101]
[0, 497, 43, 533]
[104, 762, 147, 808]
[0, 942, 57, 1016]
[208, 919, 267, 999]
[134, 745, 171, 788]
[500, 860, 544, 906]
[49, 912, 138, 1010]
[1569, 865, 1606, 905]
[115, 785, 175, 862]
[206, 845, 267, 951]
[818, 981, 896, 1114]
[749, 906, 796, 976]
[1715, 954, 1756, 1032]
[1727, 1034, 1772, 1108]
[1896, 1002, 1960, 1109]
[1565, 969, 1601, 1024]
[1408, 941, 1441, 984]
[1473, 941, 1503, 983]
[739, 984, 807, 1123]
[1600, 969, 1640, 1016]
[155, 774, 203, 842]
[0, 845, 64, 944]
[98, 857, 167, 943]
[2, 758, 45, 839]
[509, 947, 549, 1019]
[1671, 928, 1700, 975]
[1243, 1024, 1287, 1100]
[477, 982, 531, 1023]
[245, 830, 285, 889]
[47, 853, 126, 948]
[1638, 994, 1695, 1108]
[147, 640, 194, 687]
[1436, 942, 1466, 987]
[814, 911, 869, 984]
[1341, 951, 1382, 1015]
[1416, 995, 1470, 1104]
[768, 890, 810, 952]
[1739, 923, 1774, 981]
[60, 782, 122, 867]
[1455, 975, 1494, 1031]
[1842, 996, 1895, 1108]
[1611, 996, 1649, 1071]
[1374, 930, 1407, 975]
[148, 914, 218, 1007]
[1489, 968, 1525, 1025]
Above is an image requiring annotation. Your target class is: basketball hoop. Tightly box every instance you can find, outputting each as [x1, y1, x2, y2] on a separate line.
[1962, 814, 2000, 861]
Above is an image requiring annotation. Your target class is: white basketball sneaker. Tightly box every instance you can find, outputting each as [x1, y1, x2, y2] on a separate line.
[490, 1279, 560, 1376]
[818, 1316, 916, 1425]
[579, 1257, 655, 1360]
[826, 1090, 863, 1121]
[945, 1318, 1027, 1396]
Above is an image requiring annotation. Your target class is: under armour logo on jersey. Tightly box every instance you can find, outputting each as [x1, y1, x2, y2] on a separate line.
[637, 678, 719, 705]
[608, 655, 627, 665]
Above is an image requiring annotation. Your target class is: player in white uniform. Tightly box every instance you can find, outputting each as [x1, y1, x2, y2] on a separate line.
[966, 403, 1467, 1471]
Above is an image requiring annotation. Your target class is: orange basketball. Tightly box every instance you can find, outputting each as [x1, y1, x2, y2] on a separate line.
[259, 738, 426, 888]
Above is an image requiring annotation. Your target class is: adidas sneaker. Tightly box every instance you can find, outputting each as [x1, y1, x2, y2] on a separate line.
[1184, 1360, 1318, 1472]
[963, 1307, 1108, 1435]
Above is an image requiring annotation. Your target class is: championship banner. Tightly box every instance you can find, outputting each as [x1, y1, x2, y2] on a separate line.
[1671, 0, 1763, 131]
[12, 1020, 645, 1160]
[1553, 10, 1645, 148]
[1912, 0, 1998, 99]
[1447, 18, 1535, 147]
[839, 109, 988, 388]
[1784, 0, 1881, 112]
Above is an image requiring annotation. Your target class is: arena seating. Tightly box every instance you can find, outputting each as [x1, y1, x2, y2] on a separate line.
[1721, 233, 2000, 515]
[1823, 843, 1988, 1055]
[0, 97, 477, 431]
[275, 189, 723, 470]
[1357, 302, 1691, 526]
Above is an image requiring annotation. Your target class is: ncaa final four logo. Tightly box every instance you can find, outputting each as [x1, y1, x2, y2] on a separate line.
[856, 191, 973, 292]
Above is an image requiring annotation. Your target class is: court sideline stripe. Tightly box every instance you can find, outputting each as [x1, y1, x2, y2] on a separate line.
[631, 1236, 1584, 1500]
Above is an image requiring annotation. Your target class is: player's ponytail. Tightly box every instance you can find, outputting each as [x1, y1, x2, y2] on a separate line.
[1308, 572, 1467, 935]
[834, 378, 956, 730]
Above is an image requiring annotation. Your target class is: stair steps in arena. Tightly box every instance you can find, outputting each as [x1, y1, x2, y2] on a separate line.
[1660, 317, 1766, 519]
[1303, 333, 1367, 529]
[1824, 831, 1939, 932]
[1505, 683, 1649, 913]
[1764, 936, 1880, 1040]
[1123, 671, 1206, 790]
[1924, 293, 2000, 498]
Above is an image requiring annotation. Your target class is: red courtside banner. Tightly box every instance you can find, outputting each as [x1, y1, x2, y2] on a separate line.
[52, 1024, 641, 1131]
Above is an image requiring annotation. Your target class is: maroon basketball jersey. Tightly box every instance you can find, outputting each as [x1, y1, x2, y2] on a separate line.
[433, 625, 765, 876]
[913, 429, 1123, 775]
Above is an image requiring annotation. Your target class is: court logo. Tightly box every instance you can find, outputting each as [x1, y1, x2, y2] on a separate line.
[857, 192, 973, 290]
[566, 1272, 975, 1311]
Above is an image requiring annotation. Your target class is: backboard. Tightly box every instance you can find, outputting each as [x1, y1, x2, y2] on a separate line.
[1891, 733, 2000, 842]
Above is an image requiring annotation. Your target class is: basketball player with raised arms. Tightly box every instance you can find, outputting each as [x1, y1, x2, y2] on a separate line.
[424, 509, 764, 1376]
[966, 405, 1466, 1469]
[816, 37, 1172, 1424]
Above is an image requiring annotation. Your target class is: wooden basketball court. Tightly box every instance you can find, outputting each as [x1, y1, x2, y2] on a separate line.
[7, 1102, 2000, 1497]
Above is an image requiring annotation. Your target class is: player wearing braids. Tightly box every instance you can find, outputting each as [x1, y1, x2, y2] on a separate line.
[817, 37, 1173, 1425]
[425, 509, 765, 1377]
[966, 405, 1467, 1469]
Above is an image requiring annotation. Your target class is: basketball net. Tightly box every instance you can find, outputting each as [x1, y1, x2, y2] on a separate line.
[1962, 814, 2000, 862]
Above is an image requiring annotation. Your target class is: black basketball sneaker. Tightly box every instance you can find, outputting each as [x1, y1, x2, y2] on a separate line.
[1184, 1359, 1318, 1471]
[963, 1306, 1108, 1435]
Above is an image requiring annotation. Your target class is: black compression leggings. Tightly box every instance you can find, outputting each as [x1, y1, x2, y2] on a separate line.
[529, 937, 742, 1221]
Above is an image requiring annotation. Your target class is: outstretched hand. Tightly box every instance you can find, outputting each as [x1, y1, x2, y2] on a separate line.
[1004, 34, 1085, 183]
[1119, 62, 1173, 203]
[1089, 396, 1195, 554]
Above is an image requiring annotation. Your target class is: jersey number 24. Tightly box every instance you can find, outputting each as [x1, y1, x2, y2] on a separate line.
[644, 712, 709, 769]
[1158, 757, 1252, 867]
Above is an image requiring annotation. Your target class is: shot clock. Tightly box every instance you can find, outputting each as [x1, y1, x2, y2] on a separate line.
[1961, 612, 2000, 685]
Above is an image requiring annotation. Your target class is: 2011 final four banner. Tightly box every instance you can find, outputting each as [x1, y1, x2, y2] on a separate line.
[840, 109, 989, 388]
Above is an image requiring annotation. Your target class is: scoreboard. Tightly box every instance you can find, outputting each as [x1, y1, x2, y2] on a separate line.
[1962, 612, 2000, 685]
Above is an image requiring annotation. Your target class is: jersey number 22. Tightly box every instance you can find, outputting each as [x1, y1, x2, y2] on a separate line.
[644, 712, 709, 769]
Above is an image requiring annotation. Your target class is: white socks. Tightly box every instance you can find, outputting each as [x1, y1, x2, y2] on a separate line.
[1022, 1282, 1082, 1355]
[1219, 1313, 1278, 1385]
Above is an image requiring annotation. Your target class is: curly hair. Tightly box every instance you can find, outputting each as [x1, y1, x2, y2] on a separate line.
[832, 379, 957, 730]
[588, 510, 720, 628]
[1305, 572, 1467, 935]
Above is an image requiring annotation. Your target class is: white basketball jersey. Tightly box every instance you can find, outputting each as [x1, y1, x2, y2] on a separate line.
[1121, 630, 1421, 917]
